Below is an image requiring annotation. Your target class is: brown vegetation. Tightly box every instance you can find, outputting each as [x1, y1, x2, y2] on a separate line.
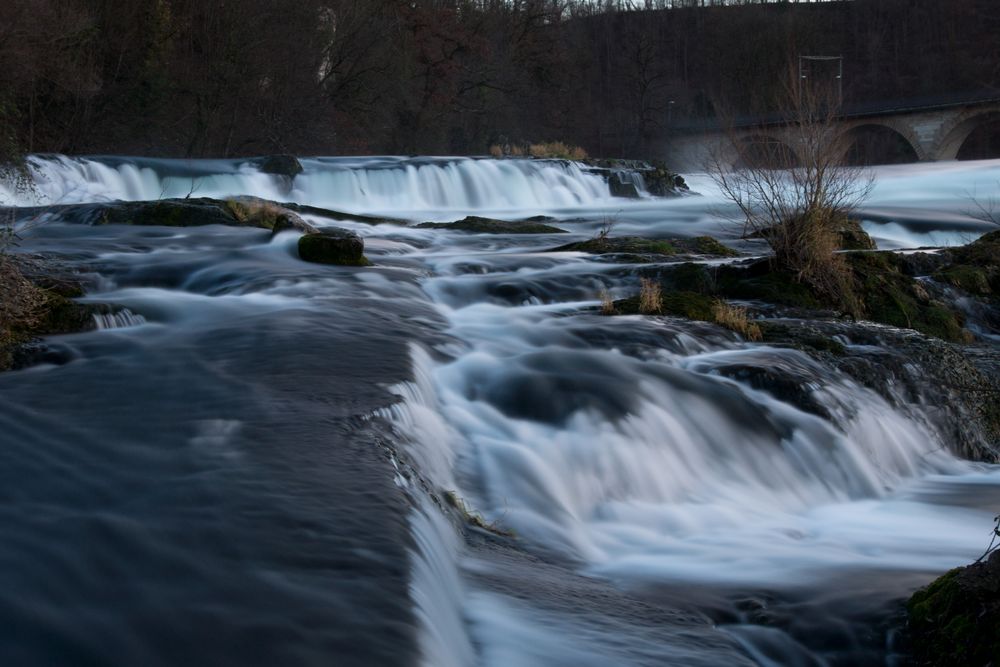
[638, 278, 662, 314]
[709, 70, 872, 316]
[711, 300, 763, 341]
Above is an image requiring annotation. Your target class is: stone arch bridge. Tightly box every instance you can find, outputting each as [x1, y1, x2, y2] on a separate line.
[668, 95, 1000, 170]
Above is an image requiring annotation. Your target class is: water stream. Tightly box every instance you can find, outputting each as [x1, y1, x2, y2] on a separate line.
[2, 155, 999, 666]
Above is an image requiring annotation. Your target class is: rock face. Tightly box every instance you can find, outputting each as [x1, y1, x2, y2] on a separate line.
[95, 198, 239, 227]
[836, 219, 877, 250]
[417, 216, 566, 234]
[906, 550, 1000, 666]
[608, 173, 641, 198]
[297, 228, 370, 266]
[254, 154, 304, 178]
[583, 158, 687, 198]
[0, 260, 96, 372]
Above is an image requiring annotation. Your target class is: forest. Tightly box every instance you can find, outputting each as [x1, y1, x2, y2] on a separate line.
[1, 0, 997, 159]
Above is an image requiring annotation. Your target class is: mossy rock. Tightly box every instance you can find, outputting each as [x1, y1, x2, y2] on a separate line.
[934, 265, 993, 295]
[836, 219, 877, 251]
[951, 230, 1000, 266]
[298, 229, 370, 266]
[849, 252, 966, 342]
[661, 291, 716, 320]
[554, 236, 737, 259]
[614, 289, 714, 320]
[906, 551, 1000, 666]
[97, 198, 238, 227]
[553, 237, 677, 255]
[693, 236, 740, 257]
[417, 216, 566, 234]
[714, 263, 825, 310]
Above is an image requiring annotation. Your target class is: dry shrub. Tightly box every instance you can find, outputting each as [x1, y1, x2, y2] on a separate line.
[712, 300, 762, 341]
[509, 145, 525, 156]
[708, 70, 872, 317]
[638, 278, 662, 314]
[528, 141, 587, 160]
[488, 144, 504, 158]
[599, 288, 616, 315]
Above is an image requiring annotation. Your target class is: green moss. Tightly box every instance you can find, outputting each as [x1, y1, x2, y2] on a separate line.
[935, 265, 993, 295]
[952, 230, 1000, 266]
[717, 266, 824, 310]
[661, 262, 716, 293]
[552, 237, 738, 259]
[661, 291, 716, 320]
[907, 563, 1000, 667]
[693, 236, 739, 257]
[850, 252, 966, 341]
[614, 289, 715, 320]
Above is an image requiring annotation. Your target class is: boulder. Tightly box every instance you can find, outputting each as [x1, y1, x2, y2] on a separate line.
[255, 154, 303, 178]
[297, 228, 370, 266]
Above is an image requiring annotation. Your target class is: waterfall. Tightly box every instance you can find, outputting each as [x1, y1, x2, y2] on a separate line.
[2, 155, 613, 214]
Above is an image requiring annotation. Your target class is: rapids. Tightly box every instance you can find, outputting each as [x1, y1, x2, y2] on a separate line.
[2, 155, 1000, 666]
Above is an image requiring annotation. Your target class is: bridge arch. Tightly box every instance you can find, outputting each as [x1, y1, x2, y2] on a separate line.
[839, 122, 922, 165]
[733, 133, 800, 169]
[937, 110, 1000, 160]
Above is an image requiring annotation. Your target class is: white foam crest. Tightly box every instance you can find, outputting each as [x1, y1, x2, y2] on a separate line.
[380, 345, 477, 666]
[93, 308, 147, 330]
[3, 155, 613, 215]
[399, 294, 994, 587]
[292, 159, 609, 213]
[408, 498, 476, 667]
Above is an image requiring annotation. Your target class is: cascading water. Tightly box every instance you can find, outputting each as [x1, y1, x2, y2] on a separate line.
[2, 155, 1000, 667]
[2, 155, 612, 215]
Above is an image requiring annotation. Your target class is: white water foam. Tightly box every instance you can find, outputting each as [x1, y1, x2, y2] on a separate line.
[2, 155, 612, 215]
[93, 308, 147, 330]
[400, 293, 998, 595]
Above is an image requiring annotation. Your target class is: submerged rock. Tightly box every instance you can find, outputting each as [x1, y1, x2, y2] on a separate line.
[906, 550, 1000, 666]
[416, 216, 567, 234]
[297, 228, 370, 266]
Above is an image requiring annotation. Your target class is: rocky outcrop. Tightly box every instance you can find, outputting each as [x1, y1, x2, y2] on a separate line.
[297, 228, 370, 266]
[608, 173, 641, 198]
[906, 550, 1000, 666]
[417, 216, 567, 234]
[0, 259, 96, 372]
[583, 158, 688, 198]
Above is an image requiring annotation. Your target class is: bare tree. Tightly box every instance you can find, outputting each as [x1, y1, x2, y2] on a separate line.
[708, 67, 873, 313]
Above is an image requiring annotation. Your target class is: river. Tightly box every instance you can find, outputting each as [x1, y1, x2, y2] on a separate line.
[2, 155, 999, 666]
